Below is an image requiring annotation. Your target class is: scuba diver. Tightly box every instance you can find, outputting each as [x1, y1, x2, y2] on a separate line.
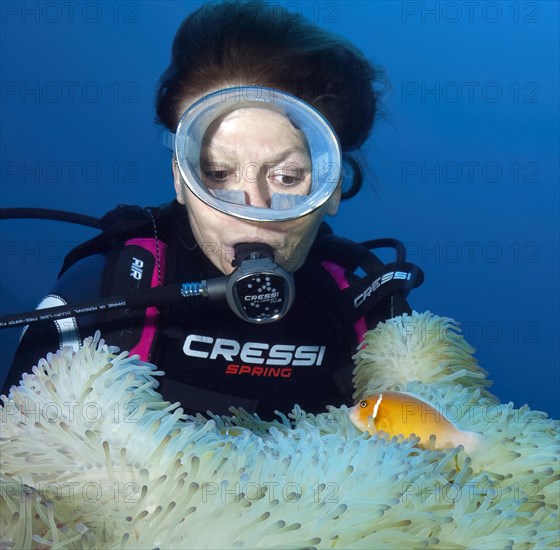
[1, 1, 423, 419]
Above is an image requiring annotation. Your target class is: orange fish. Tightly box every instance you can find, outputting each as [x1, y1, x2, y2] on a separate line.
[349, 391, 483, 453]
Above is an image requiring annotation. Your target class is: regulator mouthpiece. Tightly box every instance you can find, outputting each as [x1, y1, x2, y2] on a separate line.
[226, 243, 295, 323]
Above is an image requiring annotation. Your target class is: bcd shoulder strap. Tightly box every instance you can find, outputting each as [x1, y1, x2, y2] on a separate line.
[314, 228, 424, 338]
[58, 203, 174, 361]
[99, 236, 169, 362]
[58, 203, 175, 277]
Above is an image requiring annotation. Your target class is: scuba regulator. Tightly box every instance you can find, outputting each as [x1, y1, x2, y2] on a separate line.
[183, 243, 295, 324]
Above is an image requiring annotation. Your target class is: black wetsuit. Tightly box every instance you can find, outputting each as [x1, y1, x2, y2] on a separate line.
[3, 201, 418, 419]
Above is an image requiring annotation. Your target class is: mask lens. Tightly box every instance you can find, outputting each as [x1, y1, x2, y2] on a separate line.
[199, 106, 312, 210]
[173, 87, 341, 222]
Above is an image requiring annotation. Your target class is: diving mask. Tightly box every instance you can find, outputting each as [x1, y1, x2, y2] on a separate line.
[163, 86, 342, 222]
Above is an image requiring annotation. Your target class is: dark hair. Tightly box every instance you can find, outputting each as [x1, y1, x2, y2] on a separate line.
[156, 1, 381, 153]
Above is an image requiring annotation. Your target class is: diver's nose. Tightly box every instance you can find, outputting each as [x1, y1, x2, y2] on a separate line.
[240, 168, 271, 208]
[245, 184, 270, 208]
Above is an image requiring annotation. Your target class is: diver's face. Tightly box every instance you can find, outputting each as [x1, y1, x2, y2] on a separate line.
[173, 107, 341, 274]
[201, 108, 313, 207]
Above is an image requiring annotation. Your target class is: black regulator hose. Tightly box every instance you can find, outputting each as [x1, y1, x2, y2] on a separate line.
[0, 242, 295, 329]
[0, 278, 227, 330]
[0, 208, 102, 229]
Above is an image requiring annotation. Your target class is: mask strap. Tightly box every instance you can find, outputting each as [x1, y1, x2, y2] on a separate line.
[162, 131, 175, 151]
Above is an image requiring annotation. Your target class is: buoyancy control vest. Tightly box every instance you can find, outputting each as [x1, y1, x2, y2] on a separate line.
[6, 201, 424, 418]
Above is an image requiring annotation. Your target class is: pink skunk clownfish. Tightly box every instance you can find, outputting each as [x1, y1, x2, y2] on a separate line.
[349, 391, 484, 454]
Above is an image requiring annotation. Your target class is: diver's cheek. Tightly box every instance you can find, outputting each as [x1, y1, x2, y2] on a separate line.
[188, 212, 232, 274]
[274, 240, 307, 272]
[266, 223, 309, 271]
[278, 210, 328, 271]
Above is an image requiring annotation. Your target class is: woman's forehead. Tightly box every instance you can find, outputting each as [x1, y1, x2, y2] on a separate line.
[202, 107, 310, 157]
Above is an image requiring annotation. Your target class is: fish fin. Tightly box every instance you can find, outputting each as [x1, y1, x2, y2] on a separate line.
[364, 415, 378, 436]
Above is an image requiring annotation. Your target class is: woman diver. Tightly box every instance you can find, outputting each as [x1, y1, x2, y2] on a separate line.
[3, 1, 423, 419]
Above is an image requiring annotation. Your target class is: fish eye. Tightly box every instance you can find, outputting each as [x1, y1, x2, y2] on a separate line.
[359, 401, 368, 408]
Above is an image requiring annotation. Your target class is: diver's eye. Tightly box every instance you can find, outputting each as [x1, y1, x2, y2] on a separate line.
[204, 170, 230, 182]
[360, 401, 368, 408]
[270, 172, 303, 187]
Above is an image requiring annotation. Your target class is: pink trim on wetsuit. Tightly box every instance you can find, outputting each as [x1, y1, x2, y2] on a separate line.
[125, 238, 168, 361]
[321, 260, 367, 343]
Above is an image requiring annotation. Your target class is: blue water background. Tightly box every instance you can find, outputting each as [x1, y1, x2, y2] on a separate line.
[1, 1, 558, 418]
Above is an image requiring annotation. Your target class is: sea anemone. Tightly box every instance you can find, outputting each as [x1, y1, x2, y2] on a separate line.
[1, 311, 558, 548]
